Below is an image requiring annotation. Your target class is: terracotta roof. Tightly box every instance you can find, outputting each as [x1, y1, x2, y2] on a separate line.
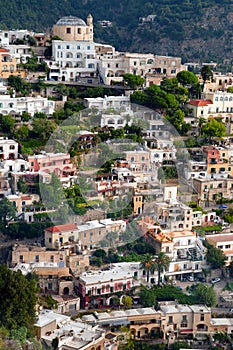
[188, 99, 213, 107]
[0, 48, 9, 53]
[46, 223, 77, 233]
[21, 195, 31, 200]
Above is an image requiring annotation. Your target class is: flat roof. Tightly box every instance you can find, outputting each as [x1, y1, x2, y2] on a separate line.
[79, 262, 140, 285]
[207, 233, 233, 243]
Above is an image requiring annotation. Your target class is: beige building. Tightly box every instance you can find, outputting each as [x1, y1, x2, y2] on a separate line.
[33, 266, 74, 295]
[98, 52, 186, 85]
[207, 233, 233, 266]
[45, 221, 107, 250]
[53, 14, 93, 41]
[87, 302, 232, 340]
[11, 243, 90, 276]
[193, 177, 233, 205]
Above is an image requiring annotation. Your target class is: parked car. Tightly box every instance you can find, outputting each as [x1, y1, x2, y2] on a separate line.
[198, 277, 206, 283]
[211, 278, 221, 284]
[187, 275, 194, 282]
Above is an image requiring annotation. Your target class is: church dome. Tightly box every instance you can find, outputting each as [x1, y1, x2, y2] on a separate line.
[56, 16, 86, 26]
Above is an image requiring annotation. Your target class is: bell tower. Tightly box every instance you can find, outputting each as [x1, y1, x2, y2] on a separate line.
[87, 14, 94, 41]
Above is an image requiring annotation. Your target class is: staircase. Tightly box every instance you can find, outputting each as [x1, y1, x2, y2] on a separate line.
[188, 247, 198, 261]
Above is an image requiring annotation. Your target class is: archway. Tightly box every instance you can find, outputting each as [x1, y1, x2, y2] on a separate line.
[63, 287, 69, 295]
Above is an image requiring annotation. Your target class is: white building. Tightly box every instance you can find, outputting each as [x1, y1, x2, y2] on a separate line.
[49, 40, 97, 82]
[77, 262, 152, 308]
[0, 138, 18, 160]
[101, 113, 133, 129]
[5, 44, 32, 63]
[0, 30, 10, 46]
[84, 95, 131, 110]
[35, 309, 107, 350]
[0, 95, 55, 116]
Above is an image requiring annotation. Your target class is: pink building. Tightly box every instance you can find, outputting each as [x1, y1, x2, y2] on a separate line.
[28, 152, 76, 185]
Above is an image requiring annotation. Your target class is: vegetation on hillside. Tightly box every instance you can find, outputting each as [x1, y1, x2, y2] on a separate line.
[0, 0, 232, 61]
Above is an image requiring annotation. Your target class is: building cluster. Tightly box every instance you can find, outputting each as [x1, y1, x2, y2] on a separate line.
[1, 12, 233, 350]
[35, 301, 233, 349]
[46, 14, 186, 85]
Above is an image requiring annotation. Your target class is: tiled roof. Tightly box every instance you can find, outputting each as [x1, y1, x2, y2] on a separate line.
[46, 223, 77, 233]
[188, 99, 213, 107]
[0, 48, 9, 53]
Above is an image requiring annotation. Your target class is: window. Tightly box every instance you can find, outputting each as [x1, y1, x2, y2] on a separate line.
[77, 45, 80, 49]
[130, 157, 134, 162]
[48, 238, 52, 243]
[19, 255, 24, 262]
[58, 45, 61, 49]
[181, 315, 187, 327]
[168, 316, 173, 324]
[66, 27, 71, 34]
[134, 61, 137, 66]
[87, 46, 90, 50]
[225, 245, 230, 249]
[200, 314, 204, 321]
[66, 45, 70, 49]
[35, 255, 39, 262]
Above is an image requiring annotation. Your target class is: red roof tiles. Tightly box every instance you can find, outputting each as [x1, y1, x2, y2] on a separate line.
[188, 99, 213, 107]
[46, 223, 77, 233]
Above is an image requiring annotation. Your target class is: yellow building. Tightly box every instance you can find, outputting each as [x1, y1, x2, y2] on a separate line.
[0, 48, 25, 79]
[53, 14, 93, 41]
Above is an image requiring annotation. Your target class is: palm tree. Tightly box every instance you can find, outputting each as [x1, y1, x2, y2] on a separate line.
[140, 254, 156, 283]
[154, 252, 170, 286]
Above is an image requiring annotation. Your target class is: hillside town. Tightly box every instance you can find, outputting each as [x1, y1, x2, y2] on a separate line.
[0, 12, 233, 350]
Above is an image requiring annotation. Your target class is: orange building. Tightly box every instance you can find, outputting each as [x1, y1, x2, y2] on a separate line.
[0, 48, 25, 79]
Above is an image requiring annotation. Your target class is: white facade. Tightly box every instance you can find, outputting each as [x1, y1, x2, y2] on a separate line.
[0, 138, 18, 160]
[0, 95, 55, 116]
[5, 45, 32, 63]
[203, 91, 233, 113]
[84, 95, 131, 110]
[0, 31, 10, 46]
[50, 40, 97, 82]
[184, 161, 208, 180]
[101, 113, 132, 129]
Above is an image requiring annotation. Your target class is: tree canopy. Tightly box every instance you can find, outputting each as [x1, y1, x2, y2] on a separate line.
[0, 265, 38, 330]
[206, 243, 227, 269]
[177, 70, 198, 86]
[201, 65, 213, 83]
[0, 198, 17, 225]
[201, 119, 226, 139]
[123, 73, 144, 89]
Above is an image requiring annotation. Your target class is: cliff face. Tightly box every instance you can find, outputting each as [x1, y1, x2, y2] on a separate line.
[0, 0, 232, 62]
